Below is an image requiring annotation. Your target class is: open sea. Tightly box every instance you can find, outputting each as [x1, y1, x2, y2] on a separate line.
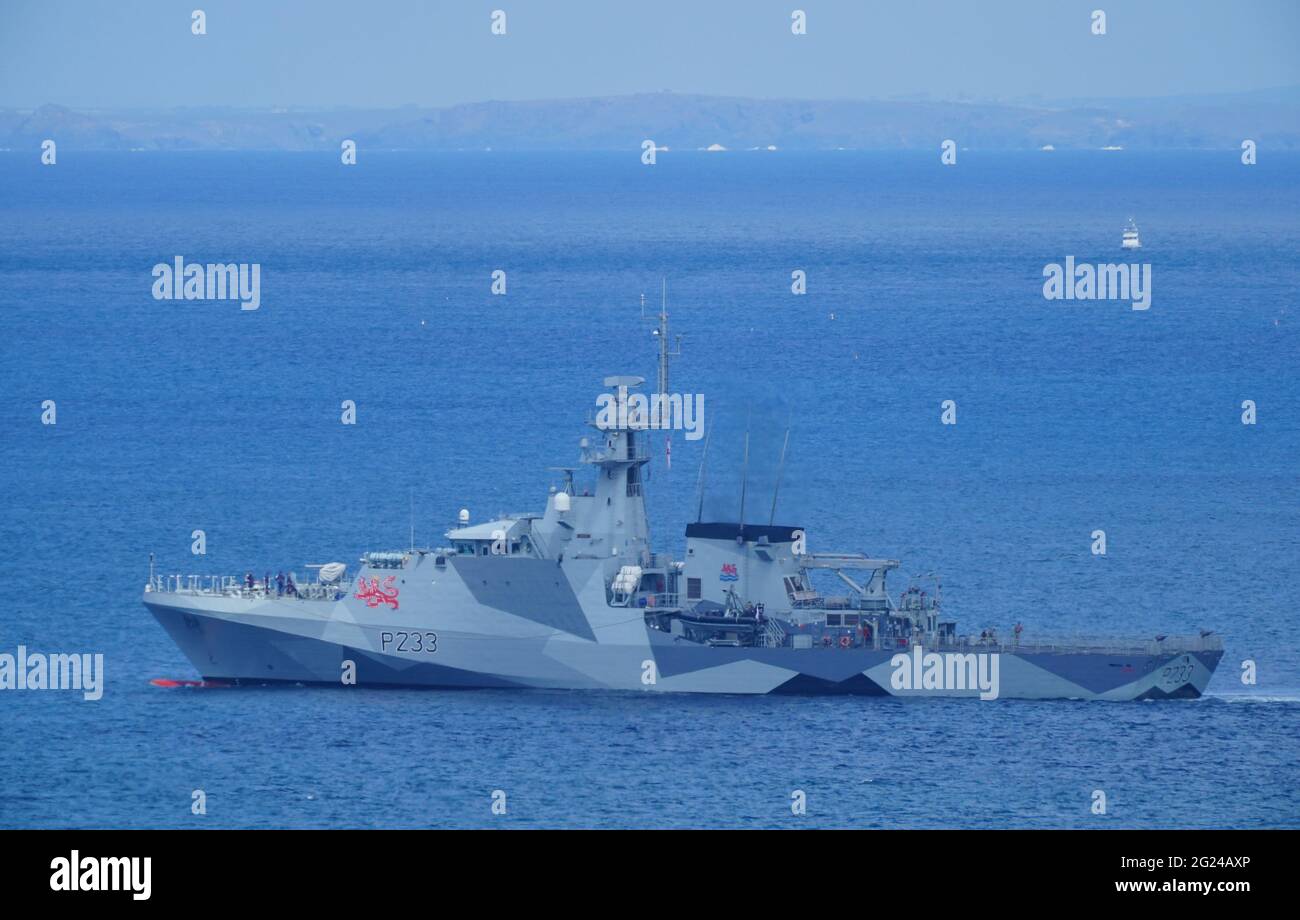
[0, 149, 1297, 828]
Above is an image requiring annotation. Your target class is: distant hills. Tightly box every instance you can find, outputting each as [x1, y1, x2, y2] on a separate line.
[3, 88, 1298, 151]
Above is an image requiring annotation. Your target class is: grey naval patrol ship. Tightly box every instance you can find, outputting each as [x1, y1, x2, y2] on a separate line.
[144, 324, 1222, 700]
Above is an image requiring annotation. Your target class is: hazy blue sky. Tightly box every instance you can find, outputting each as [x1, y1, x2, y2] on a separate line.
[2, 0, 1297, 109]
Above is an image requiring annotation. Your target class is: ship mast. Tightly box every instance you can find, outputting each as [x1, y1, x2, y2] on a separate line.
[643, 280, 682, 411]
[642, 279, 682, 461]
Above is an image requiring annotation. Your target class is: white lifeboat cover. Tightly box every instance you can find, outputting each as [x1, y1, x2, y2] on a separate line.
[318, 562, 347, 584]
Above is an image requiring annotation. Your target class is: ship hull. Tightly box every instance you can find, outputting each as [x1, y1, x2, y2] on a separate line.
[146, 595, 1222, 701]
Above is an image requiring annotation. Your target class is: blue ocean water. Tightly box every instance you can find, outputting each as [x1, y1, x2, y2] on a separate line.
[0, 150, 1297, 828]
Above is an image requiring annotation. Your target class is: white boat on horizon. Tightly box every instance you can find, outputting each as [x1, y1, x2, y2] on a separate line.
[1122, 218, 1141, 249]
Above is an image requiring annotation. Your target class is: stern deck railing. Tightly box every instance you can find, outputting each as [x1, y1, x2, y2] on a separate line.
[869, 633, 1224, 656]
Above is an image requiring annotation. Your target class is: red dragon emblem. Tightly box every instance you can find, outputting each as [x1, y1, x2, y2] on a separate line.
[354, 575, 400, 610]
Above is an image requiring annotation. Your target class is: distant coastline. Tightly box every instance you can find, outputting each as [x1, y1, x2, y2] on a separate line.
[3, 87, 1298, 152]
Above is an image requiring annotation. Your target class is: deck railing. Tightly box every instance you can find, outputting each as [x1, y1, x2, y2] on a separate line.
[887, 633, 1224, 655]
[146, 573, 348, 601]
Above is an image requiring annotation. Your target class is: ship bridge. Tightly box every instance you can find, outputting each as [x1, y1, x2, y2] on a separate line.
[445, 517, 546, 558]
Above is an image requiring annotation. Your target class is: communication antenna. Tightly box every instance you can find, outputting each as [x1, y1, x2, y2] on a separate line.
[738, 406, 751, 530]
[769, 416, 792, 526]
[694, 424, 711, 522]
[409, 489, 415, 551]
